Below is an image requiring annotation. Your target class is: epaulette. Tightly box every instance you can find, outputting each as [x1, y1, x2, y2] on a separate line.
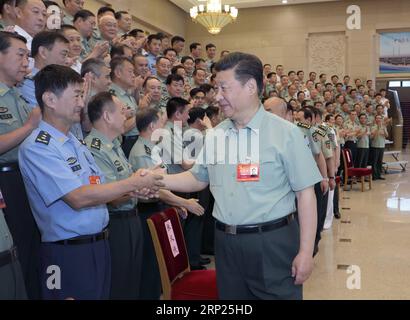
[91, 138, 101, 150]
[315, 129, 327, 137]
[35, 131, 51, 145]
[144, 144, 151, 156]
[297, 122, 311, 129]
[318, 124, 328, 131]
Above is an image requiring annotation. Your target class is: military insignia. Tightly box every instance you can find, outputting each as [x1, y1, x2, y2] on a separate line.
[297, 122, 311, 129]
[312, 131, 319, 142]
[67, 157, 77, 165]
[35, 131, 51, 145]
[91, 138, 101, 150]
[0, 107, 8, 113]
[144, 145, 151, 156]
[78, 139, 86, 146]
[0, 114, 12, 120]
[71, 164, 82, 172]
[315, 129, 326, 137]
[325, 140, 331, 150]
[114, 160, 124, 172]
[318, 124, 328, 131]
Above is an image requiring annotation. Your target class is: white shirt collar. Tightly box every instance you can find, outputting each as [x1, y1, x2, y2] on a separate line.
[13, 25, 33, 51]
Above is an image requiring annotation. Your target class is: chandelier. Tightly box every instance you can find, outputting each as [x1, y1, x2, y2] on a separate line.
[190, 0, 238, 35]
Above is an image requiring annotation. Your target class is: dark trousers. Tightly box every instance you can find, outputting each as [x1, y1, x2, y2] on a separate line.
[137, 202, 162, 300]
[39, 238, 111, 300]
[344, 141, 357, 165]
[371, 147, 385, 179]
[0, 167, 41, 299]
[0, 252, 27, 299]
[121, 135, 139, 158]
[314, 182, 328, 250]
[333, 184, 340, 214]
[356, 148, 369, 168]
[108, 211, 143, 300]
[215, 219, 302, 300]
[199, 186, 215, 255]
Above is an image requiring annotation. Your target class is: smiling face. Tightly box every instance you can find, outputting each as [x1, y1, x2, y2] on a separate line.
[63, 28, 82, 58]
[15, 0, 46, 37]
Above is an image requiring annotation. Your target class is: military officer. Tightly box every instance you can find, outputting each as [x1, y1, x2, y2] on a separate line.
[18, 64, 164, 299]
[161, 53, 322, 299]
[129, 108, 204, 299]
[85, 92, 143, 300]
[356, 113, 370, 168]
[344, 110, 361, 164]
[370, 114, 388, 180]
[0, 31, 42, 299]
[109, 57, 139, 157]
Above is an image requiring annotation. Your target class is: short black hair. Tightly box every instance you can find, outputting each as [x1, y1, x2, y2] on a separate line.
[206, 43, 216, 51]
[189, 42, 201, 52]
[0, 0, 15, 15]
[181, 56, 194, 64]
[190, 87, 205, 98]
[171, 65, 185, 75]
[147, 33, 162, 44]
[142, 76, 160, 89]
[187, 107, 206, 125]
[43, 0, 59, 9]
[0, 31, 27, 53]
[110, 45, 131, 59]
[59, 24, 78, 33]
[205, 105, 219, 118]
[299, 108, 313, 121]
[80, 58, 106, 77]
[163, 48, 176, 56]
[171, 35, 185, 46]
[97, 6, 115, 17]
[214, 52, 263, 95]
[34, 64, 83, 111]
[156, 56, 170, 65]
[165, 74, 184, 85]
[135, 108, 159, 132]
[297, 70, 304, 75]
[199, 84, 214, 94]
[267, 72, 276, 79]
[31, 31, 68, 58]
[128, 28, 144, 37]
[73, 9, 95, 23]
[114, 10, 129, 20]
[193, 68, 206, 76]
[88, 91, 116, 123]
[195, 58, 205, 65]
[110, 56, 133, 80]
[166, 97, 190, 119]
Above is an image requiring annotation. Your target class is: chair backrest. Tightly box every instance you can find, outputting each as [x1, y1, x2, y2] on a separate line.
[342, 148, 354, 169]
[147, 207, 190, 299]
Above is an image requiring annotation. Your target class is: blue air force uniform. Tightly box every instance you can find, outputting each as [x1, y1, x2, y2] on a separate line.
[18, 121, 110, 300]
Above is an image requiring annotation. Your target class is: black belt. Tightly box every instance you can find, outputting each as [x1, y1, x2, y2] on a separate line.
[215, 213, 296, 235]
[0, 162, 19, 173]
[0, 246, 18, 268]
[109, 209, 138, 219]
[52, 229, 109, 245]
[137, 201, 161, 211]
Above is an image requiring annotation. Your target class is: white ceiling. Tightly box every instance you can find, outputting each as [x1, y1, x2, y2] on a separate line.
[169, 0, 341, 12]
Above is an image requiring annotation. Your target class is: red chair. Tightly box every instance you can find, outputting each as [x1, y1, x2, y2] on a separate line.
[342, 148, 372, 192]
[147, 207, 218, 300]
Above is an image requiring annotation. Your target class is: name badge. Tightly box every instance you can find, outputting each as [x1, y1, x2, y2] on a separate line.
[89, 176, 101, 185]
[0, 189, 6, 209]
[236, 163, 260, 182]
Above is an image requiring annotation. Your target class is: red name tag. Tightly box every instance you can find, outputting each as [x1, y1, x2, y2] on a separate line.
[89, 176, 101, 185]
[0, 190, 5, 209]
[236, 164, 260, 182]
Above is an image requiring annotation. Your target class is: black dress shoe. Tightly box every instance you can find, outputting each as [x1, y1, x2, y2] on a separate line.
[199, 257, 211, 265]
[190, 264, 206, 270]
[334, 211, 341, 219]
[313, 245, 319, 257]
[379, 177, 386, 180]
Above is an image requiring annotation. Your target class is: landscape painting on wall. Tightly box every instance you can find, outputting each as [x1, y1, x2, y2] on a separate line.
[380, 32, 410, 73]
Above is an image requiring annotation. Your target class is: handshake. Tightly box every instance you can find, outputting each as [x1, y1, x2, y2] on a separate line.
[128, 167, 166, 200]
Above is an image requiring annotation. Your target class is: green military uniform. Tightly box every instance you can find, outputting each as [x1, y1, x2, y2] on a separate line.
[315, 124, 332, 160]
[80, 37, 92, 60]
[344, 118, 359, 164]
[335, 124, 345, 146]
[163, 121, 185, 174]
[62, 10, 74, 25]
[191, 106, 322, 299]
[366, 112, 375, 126]
[110, 83, 139, 157]
[85, 128, 143, 299]
[0, 83, 40, 299]
[296, 122, 321, 156]
[157, 75, 170, 111]
[370, 124, 387, 179]
[356, 123, 370, 168]
[264, 83, 276, 97]
[128, 136, 164, 299]
[0, 206, 27, 299]
[340, 110, 350, 122]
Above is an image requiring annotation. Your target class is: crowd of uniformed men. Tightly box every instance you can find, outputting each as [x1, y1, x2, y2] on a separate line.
[0, 0, 391, 300]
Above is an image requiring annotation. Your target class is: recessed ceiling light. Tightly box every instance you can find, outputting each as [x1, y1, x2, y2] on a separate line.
[282, 0, 288, 3]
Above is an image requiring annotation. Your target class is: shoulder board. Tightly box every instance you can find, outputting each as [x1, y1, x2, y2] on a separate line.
[144, 144, 151, 156]
[315, 129, 327, 137]
[35, 130, 51, 145]
[297, 122, 311, 129]
[91, 138, 101, 150]
[318, 124, 328, 131]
